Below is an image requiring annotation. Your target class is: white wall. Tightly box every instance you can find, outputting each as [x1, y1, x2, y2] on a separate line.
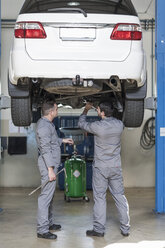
[0, 0, 156, 187]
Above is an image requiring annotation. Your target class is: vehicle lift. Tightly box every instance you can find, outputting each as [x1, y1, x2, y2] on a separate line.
[0, 95, 10, 213]
[145, 0, 165, 214]
[155, 0, 165, 213]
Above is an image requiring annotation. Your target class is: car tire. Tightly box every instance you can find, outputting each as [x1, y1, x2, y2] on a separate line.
[123, 99, 144, 127]
[11, 97, 32, 126]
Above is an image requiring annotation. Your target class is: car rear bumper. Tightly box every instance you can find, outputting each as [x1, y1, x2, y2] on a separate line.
[9, 49, 146, 87]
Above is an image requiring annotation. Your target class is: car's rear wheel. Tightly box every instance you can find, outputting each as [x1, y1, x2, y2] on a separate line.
[123, 99, 144, 127]
[11, 97, 32, 126]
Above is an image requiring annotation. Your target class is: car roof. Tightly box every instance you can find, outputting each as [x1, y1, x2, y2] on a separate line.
[20, 0, 137, 16]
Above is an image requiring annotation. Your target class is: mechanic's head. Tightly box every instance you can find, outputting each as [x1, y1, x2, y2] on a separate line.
[97, 101, 114, 118]
[42, 100, 58, 120]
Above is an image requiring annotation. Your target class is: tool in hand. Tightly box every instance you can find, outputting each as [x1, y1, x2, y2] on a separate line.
[28, 168, 67, 196]
[83, 99, 97, 111]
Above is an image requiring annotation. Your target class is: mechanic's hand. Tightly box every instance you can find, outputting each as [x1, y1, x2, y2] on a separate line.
[48, 167, 56, 181]
[63, 138, 74, 145]
[85, 102, 93, 111]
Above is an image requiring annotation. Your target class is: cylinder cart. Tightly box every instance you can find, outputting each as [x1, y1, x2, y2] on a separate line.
[60, 128, 90, 202]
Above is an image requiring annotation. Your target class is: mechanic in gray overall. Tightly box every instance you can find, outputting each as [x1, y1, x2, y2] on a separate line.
[78, 101, 130, 237]
[36, 100, 73, 240]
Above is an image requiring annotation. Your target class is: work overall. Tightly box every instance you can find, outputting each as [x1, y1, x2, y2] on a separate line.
[36, 117, 62, 234]
[78, 115, 130, 234]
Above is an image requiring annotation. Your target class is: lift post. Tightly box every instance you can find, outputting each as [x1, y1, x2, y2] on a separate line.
[155, 0, 165, 213]
[0, 95, 10, 213]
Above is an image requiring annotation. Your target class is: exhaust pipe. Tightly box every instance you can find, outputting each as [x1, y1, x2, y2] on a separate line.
[109, 76, 121, 91]
[109, 76, 120, 86]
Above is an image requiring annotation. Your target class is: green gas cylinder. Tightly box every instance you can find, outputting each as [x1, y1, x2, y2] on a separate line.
[64, 155, 89, 202]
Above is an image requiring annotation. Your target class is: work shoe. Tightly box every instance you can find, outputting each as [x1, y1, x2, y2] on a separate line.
[37, 232, 57, 239]
[49, 224, 61, 231]
[86, 229, 104, 237]
[121, 231, 130, 237]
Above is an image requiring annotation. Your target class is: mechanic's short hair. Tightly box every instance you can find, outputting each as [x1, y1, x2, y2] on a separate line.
[98, 101, 114, 117]
[42, 100, 56, 116]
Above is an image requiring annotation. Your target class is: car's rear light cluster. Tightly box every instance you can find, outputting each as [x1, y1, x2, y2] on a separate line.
[15, 22, 47, 38]
[111, 23, 142, 40]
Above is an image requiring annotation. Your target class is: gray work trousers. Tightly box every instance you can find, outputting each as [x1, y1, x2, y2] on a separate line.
[92, 166, 130, 234]
[37, 157, 58, 234]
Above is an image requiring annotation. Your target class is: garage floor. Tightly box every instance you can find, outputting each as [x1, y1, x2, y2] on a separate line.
[0, 188, 165, 248]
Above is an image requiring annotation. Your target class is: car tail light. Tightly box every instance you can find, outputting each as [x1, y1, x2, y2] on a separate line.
[15, 22, 47, 39]
[110, 23, 142, 40]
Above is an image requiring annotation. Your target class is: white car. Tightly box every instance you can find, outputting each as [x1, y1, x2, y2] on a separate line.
[8, 0, 147, 127]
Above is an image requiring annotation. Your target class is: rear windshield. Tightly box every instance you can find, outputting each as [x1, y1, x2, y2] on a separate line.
[20, 0, 137, 16]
